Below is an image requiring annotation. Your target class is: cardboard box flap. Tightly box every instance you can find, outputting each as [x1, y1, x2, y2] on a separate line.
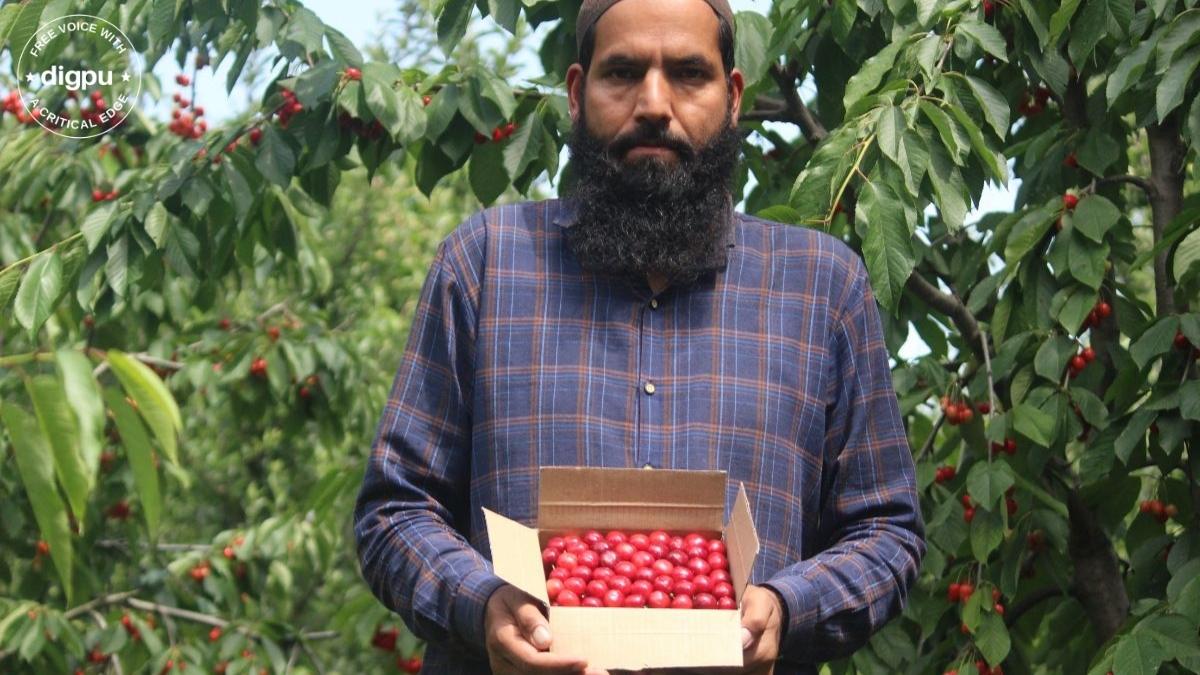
[726, 483, 760, 601]
[483, 508, 549, 606]
[550, 607, 743, 669]
[538, 467, 726, 532]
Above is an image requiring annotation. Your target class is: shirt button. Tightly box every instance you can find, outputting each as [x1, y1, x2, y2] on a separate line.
[649, 298, 659, 309]
[643, 381, 656, 395]
[643, 463, 654, 469]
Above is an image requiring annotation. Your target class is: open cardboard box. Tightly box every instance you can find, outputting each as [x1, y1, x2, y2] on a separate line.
[483, 466, 761, 671]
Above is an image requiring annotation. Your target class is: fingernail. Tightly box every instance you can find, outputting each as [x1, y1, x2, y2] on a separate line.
[742, 626, 753, 649]
[532, 625, 551, 649]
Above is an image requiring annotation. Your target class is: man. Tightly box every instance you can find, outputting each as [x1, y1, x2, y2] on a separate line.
[354, 0, 925, 672]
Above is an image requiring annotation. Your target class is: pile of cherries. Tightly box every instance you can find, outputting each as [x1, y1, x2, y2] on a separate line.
[542, 529, 734, 610]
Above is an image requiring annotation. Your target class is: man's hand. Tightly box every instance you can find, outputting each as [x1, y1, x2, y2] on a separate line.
[636, 585, 784, 675]
[484, 583, 610, 675]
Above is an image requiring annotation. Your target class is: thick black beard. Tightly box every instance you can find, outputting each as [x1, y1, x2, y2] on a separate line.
[563, 106, 743, 287]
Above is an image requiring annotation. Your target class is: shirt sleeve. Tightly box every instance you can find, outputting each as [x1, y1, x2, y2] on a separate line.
[353, 215, 506, 659]
[760, 257, 926, 664]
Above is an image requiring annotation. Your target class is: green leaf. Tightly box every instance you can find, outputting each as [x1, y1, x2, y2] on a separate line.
[148, 0, 176, 48]
[486, 0, 520, 32]
[975, 612, 1011, 666]
[1003, 203, 1056, 264]
[5, 0, 47, 59]
[789, 128, 856, 220]
[1140, 613, 1200, 659]
[55, 350, 104, 480]
[255, 125, 296, 188]
[1115, 408, 1156, 463]
[143, 203, 168, 248]
[107, 350, 182, 466]
[1131, 316, 1180, 369]
[436, 0, 473, 56]
[1174, 229, 1200, 287]
[859, 180, 915, 310]
[919, 100, 967, 165]
[928, 139, 969, 230]
[1070, 0, 1132, 65]
[469, 141, 509, 205]
[1180, 381, 1200, 422]
[957, 20, 1008, 62]
[1035, 335, 1077, 382]
[962, 75, 1010, 140]
[1073, 195, 1121, 242]
[502, 113, 541, 181]
[293, 60, 341, 108]
[1068, 235, 1109, 290]
[945, 102, 1007, 185]
[970, 506, 1005, 562]
[1014, 402, 1056, 446]
[1, 402, 73, 603]
[1157, 45, 1200, 122]
[26, 376, 91, 530]
[103, 389, 161, 535]
[0, 262, 20, 315]
[1107, 40, 1157, 106]
[843, 40, 904, 111]
[734, 12, 772, 86]
[81, 202, 118, 252]
[14, 250, 62, 336]
[1048, 0, 1082, 43]
[324, 26, 364, 67]
[966, 460, 1016, 509]
[105, 234, 128, 298]
[473, 70, 518, 122]
[1113, 632, 1169, 675]
[1051, 285, 1097, 334]
[1155, 11, 1200, 71]
[876, 106, 912, 185]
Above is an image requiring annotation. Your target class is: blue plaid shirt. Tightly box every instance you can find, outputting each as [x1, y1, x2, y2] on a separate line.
[354, 198, 924, 673]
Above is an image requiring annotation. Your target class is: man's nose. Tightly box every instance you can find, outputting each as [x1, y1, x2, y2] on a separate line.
[633, 69, 672, 128]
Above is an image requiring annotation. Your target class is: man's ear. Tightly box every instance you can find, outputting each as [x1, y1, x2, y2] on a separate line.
[728, 68, 746, 126]
[566, 63, 585, 124]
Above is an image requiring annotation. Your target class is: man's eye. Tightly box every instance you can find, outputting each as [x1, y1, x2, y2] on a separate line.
[609, 68, 637, 80]
[679, 68, 706, 80]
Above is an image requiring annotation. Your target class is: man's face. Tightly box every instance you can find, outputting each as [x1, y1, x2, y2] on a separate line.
[566, 0, 745, 163]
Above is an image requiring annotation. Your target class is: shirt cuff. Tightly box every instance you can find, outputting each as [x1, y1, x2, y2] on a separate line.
[760, 573, 816, 663]
[452, 567, 509, 657]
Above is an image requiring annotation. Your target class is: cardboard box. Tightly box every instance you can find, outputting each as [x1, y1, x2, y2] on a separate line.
[483, 466, 761, 671]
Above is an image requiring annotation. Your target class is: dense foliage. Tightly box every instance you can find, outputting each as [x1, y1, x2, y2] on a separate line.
[0, 0, 1197, 673]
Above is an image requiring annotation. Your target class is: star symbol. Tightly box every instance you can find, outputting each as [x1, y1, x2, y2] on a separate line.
[121, 71, 131, 82]
[25, 72, 39, 85]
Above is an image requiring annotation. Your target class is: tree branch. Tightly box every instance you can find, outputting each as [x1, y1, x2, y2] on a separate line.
[1096, 174, 1155, 199]
[905, 272, 985, 360]
[1005, 586, 1072, 627]
[1147, 114, 1187, 315]
[767, 63, 828, 144]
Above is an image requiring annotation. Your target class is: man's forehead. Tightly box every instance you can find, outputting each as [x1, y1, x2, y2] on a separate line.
[576, 0, 734, 54]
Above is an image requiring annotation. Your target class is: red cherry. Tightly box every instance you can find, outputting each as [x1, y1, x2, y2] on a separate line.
[249, 127, 263, 145]
[209, 627, 222, 642]
[673, 580, 696, 597]
[586, 580, 608, 599]
[614, 542, 636, 560]
[176, 74, 190, 86]
[961, 494, 973, 508]
[1063, 152, 1078, 168]
[710, 569, 731, 583]
[646, 543, 666, 558]
[687, 557, 712, 576]
[694, 592, 717, 609]
[631, 551, 655, 569]
[422, 95, 432, 106]
[947, 583, 960, 602]
[614, 560, 636, 577]
[562, 577, 586, 596]
[542, 548, 559, 567]
[546, 578, 564, 601]
[707, 539, 726, 555]
[963, 507, 976, 523]
[712, 581, 733, 599]
[958, 582, 974, 600]
[556, 589, 580, 606]
[556, 552, 578, 570]
[92, 188, 105, 202]
[669, 536, 685, 550]
[686, 545, 708, 560]
[684, 533, 707, 549]
[692, 574, 713, 593]
[631, 580, 654, 596]
[608, 575, 631, 592]
[549, 566, 570, 580]
[653, 575, 674, 593]
[1063, 193, 1079, 210]
[976, 401, 991, 414]
[1006, 497, 1018, 516]
[623, 593, 646, 608]
[629, 533, 650, 550]
[1175, 330, 1191, 350]
[569, 565, 592, 581]
[634, 566, 656, 582]
[345, 67, 362, 81]
[582, 530, 603, 545]
[982, 0, 994, 17]
[651, 559, 674, 576]
[1082, 346, 1096, 363]
[578, 550, 599, 568]
[603, 589, 625, 607]
[491, 127, 503, 142]
[670, 565, 693, 582]
[649, 530, 670, 547]
[1004, 438, 1017, 454]
[717, 596, 737, 609]
[671, 594, 693, 609]
[1070, 354, 1087, 372]
[647, 590, 670, 608]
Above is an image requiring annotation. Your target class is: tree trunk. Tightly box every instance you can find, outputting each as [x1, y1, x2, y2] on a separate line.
[1146, 113, 1187, 316]
[1067, 490, 1130, 643]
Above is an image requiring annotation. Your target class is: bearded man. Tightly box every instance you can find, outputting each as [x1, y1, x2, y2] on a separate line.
[354, 0, 925, 673]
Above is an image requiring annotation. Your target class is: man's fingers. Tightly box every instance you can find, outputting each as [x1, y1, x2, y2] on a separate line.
[495, 623, 588, 674]
[513, 601, 554, 650]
